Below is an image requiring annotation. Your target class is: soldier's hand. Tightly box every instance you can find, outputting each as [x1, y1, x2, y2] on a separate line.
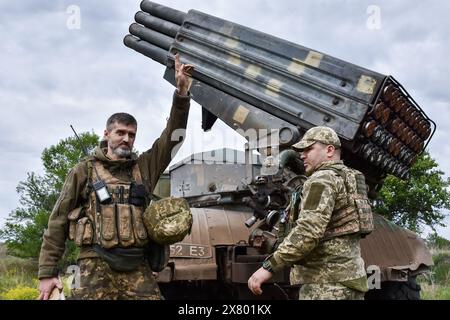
[38, 277, 63, 300]
[248, 267, 273, 296]
[174, 53, 194, 96]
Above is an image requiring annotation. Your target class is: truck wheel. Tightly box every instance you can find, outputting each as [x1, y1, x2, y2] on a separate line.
[365, 276, 421, 300]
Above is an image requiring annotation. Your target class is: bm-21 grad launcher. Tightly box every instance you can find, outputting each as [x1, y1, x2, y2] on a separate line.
[125, 0, 435, 193]
[124, 1, 435, 299]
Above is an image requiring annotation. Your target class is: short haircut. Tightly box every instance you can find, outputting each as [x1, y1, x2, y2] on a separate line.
[317, 142, 342, 157]
[106, 113, 137, 132]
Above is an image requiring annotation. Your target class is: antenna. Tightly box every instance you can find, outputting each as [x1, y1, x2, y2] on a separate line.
[70, 125, 111, 204]
[70, 125, 89, 156]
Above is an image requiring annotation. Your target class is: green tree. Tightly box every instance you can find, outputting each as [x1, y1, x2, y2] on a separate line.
[427, 233, 450, 250]
[374, 151, 450, 234]
[0, 132, 99, 260]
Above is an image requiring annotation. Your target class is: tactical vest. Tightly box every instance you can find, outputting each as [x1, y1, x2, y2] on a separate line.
[278, 166, 374, 243]
[68, 161, 149, 249]
[320, 166, 374, 240]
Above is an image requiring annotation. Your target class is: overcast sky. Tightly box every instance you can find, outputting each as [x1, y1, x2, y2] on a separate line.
[1, 0, 449, 238]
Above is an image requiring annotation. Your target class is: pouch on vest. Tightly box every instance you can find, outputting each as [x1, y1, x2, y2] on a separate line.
[326, 167, 374, 238]
[353, 172, 374, 237]
[68, 207, 84, 241]
[74, 217, 93, 247]
[145, 240, 170, 272]
[116, 204, 135, 247]
[131, 206, 148, 247]
[100, 204, 119, 249]
[92, 245, 144, 272]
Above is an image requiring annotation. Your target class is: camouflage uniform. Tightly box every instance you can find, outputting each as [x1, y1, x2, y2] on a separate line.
[38, 92, 190, 300]
[265, 127, 370, 300]
[72, 259, 161, 300]
[299, 283, 365, 300]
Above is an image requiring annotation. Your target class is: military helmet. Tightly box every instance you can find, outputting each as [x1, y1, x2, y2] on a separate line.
[292, 126, 341, 150]
[143, 197, 193, 245]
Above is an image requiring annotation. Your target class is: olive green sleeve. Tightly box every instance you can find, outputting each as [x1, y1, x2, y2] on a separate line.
[38, 163, 88, 279]
[138, 91, 191, 192]
[269, 174, 337, 273]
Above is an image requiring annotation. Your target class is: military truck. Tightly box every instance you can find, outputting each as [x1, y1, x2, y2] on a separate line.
[126, 1, 435, 299]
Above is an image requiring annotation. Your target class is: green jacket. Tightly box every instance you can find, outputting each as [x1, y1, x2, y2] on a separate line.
[38, 92, 190, 279]
[268, 160, 368, 290]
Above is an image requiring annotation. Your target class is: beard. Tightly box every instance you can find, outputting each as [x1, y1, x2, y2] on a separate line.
[303, 162, 316, 176]
[111, 143, 132, 158]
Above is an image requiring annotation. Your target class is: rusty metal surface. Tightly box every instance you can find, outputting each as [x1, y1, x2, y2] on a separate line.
[171, 263, 217, 281]
[231, 246, 290, 284]
[166, 206, 255, 281]
[202, 206, 255, 246]
[360, 213, 433, 281]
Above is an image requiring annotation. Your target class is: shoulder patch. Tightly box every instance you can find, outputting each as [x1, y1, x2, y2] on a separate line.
[303, 182, 325, 210]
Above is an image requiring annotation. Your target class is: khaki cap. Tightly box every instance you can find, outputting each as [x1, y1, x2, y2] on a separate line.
[292, 126, 341, 150]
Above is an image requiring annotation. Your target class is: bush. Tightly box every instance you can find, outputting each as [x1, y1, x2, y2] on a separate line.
[0, 248, 39, 298]
[432, 252, 450, 285]
[427, 233, 450, 250]
[417, 248, 450, 300]
[2, 286, 39, 300]
[0, 243, 7, 258]
[0, 257, 38, 293]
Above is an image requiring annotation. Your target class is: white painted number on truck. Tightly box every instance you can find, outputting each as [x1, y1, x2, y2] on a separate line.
[170, 244, 212, 259]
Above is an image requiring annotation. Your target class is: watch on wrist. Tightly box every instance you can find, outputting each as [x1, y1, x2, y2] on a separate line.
[262, 259, 274, 274]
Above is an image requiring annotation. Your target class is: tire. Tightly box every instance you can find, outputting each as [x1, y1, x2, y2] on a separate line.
[365, 276, 421, 300]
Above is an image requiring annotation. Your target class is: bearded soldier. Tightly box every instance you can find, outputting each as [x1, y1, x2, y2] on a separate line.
[38, 55, 193, 300]
[248, 126, 373, 300]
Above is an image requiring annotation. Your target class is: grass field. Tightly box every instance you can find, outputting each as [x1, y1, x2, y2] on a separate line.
[418, 249, 450, 300]
[0, 244, 39, 299]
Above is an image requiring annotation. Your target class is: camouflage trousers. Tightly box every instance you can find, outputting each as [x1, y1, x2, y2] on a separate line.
[70, 258, 162, 300]
[299, 283, 365, 300]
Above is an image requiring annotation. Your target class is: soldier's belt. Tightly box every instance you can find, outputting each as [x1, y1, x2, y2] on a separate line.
[93, 245, 145, 272]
